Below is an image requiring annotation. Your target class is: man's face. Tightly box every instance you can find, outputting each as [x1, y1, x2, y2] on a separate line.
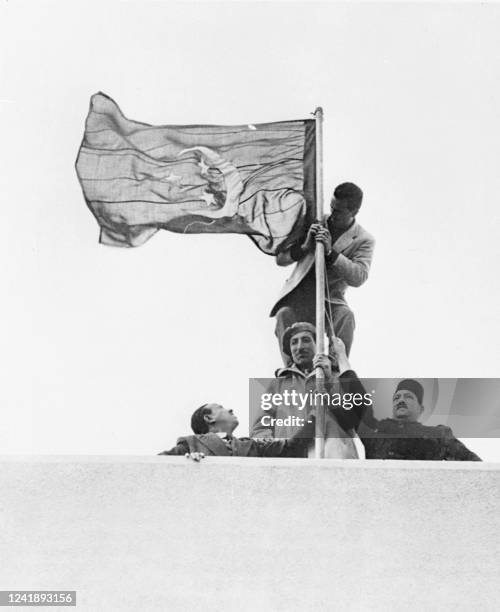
[206, 403, 239, 434]
[290, 331, 316, 369]
[330, 198, 356, 230]
[392, 390, 423, 422]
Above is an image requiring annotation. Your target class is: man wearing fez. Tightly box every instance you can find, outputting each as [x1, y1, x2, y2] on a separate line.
[158, 402, 315, 460]
[251, 321, 365, 459]
[271, 182, 375, 364]
[332, 340, 481, 461]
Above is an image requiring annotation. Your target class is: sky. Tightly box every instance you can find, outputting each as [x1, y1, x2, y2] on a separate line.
[1, 1, 499, 460]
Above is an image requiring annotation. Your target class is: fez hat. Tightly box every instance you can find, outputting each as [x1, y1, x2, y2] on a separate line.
[282, 322, 316, 357]
[395, 379, 424, 405]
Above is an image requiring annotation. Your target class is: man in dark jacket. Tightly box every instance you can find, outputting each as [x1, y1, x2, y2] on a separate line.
[331, 338, 481, 461]
[159, 402, 315, 460]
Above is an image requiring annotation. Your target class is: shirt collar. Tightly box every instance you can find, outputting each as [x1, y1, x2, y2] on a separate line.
[215, 431, 233, 440]
[276, 360, 339, 380]
[327, 217, 355, 233]
[275, 363, 316, 379]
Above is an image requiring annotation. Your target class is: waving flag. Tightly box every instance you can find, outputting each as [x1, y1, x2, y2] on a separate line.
[75, 93, 316, 254]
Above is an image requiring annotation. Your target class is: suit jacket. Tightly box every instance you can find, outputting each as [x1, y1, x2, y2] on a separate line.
[270, 220, 375, 316]
[159, 419, 316, 458]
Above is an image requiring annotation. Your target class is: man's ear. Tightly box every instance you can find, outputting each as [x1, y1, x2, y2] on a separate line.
[203, 412, 215, 425]
[419, 404, 425, 417]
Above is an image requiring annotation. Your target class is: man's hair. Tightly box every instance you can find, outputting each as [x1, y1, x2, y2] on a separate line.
[191, 404, 213, 434]
[282, 321, 316, 357]
[333, 182, 363, 211]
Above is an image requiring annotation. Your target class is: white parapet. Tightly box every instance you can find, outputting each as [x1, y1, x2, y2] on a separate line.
[0, 456, 499, 611]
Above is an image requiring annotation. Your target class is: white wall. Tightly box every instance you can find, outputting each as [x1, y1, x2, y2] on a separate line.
[1, 456, 499, 611]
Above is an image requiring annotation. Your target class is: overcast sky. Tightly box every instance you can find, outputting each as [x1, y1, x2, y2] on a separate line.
[1, 1, 499, 460]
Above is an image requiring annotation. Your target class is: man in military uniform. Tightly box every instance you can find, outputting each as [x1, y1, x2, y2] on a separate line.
[331, 340, 481, 461]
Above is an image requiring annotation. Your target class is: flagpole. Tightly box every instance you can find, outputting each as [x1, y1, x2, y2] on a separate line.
[314, 106, 326, 459]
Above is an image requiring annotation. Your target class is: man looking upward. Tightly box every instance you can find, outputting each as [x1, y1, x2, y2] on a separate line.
[159, 402, 315, 459]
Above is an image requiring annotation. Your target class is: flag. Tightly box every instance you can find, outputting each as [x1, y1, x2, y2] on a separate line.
[75, 93, 316, 254]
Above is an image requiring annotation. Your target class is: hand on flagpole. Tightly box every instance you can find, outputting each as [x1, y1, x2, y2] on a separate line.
[301, 223, 332, 254]
[300, 226, 317, 253]
[313, 353, 334, 382]
[313, 225, 332, 255]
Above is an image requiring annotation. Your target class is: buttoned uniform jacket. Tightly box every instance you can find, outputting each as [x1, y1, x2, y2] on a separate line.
[250, 364, 362, 459]
[339, 371, 481, 461]
[270, 220, 375, 316]
[159, 420, 316, 458]
[360, 419, 481, 461]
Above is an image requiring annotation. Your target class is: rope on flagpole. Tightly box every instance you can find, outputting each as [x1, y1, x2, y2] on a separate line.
[313, 107, 326, 459]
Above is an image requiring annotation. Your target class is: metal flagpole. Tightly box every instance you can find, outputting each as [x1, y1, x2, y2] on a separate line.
[313, 107, 326, 459]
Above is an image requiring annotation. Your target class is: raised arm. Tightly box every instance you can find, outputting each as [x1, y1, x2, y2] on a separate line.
[252, 414, 316, 458]
[250, 394, 277, 439]
[325, 338, 378, 431]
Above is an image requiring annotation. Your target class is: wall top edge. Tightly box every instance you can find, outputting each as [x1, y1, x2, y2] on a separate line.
[0, 455, 498, 471]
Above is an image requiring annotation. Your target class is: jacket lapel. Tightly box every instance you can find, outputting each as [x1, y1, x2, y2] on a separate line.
[197, 434, 232, 456]
[270, 220, 361, 316]
[232, 438, 255, 457]
[332, 221, 360, 253]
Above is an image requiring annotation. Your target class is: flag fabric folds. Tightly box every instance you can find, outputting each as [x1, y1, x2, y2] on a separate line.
[75, 93, 316, 254]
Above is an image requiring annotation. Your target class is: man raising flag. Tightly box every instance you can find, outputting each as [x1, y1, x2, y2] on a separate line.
[270, 181, 375, 364]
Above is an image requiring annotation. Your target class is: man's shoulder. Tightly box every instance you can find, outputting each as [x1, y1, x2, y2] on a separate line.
[274, 365, 308, 380]
[375, 419, 453, 437]
[412, 423, 454, 437]
[275, 366, 295, 378]
[353, 222, 375, 244]
[425, 424, 454, 437]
